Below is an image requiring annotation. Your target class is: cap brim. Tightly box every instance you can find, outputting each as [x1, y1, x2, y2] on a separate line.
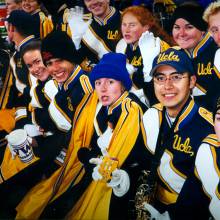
[150, 62, 189, 76]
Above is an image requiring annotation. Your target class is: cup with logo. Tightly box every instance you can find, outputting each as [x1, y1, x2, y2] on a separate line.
[6, 129, 34, 163]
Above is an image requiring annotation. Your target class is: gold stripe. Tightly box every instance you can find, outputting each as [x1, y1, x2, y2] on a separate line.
[195, 83, 207, 93]
[198, 107, 214, 126]
[156, 184, 178, 205]
[167, 150, 187, 179]
[15, 115, 26, 121]
[82, 38, 100, 57]
[103, 7, 115, 25]
[194, 167, 212, 200]
[108, 92, 128, 114]
[193, 33, 210, 58]
[175, 99, 194, 132]
[0, 66, 12, 109]
[80, 75, 93, 94]
[33, 84, 42, 108]
[211, 147, 220, 178]
[157, 150, 186, 195]
[211, 147, 220, 199]
[73, 93, 93, 126]
[64, 66, 81, 90]
[53, 98, 71, 123]
[89, 26, 111, 52]
[213, 66, 220, 79]
[203, 134, 220, 147]
[18, 35, 35, 49]
[84, 76, 93, 93]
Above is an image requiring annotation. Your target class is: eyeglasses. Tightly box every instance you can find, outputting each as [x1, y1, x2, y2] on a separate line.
[153, 73, 188, 85]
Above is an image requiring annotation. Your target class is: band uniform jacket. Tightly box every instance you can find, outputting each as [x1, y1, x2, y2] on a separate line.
[174, 134, 220, 220]
[185, 32, 220, 111]
[31, 9, 54, 39]
[143, 97, 214, 216]
[16, 91, 151, 219]
[79, 7, 121, 70]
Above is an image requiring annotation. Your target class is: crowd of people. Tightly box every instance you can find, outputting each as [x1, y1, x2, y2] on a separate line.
[0, 0, 220, 219]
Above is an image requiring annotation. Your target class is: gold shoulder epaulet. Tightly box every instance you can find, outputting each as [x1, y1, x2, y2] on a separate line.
[83, 13, 92, 21]
[160, 40, 170, 52]
[63, 8, 70, 24]
[171, 46, 181, 50]
[152, 103, 163, 111]
[198, 107, 214, 125]
[39, 11, 46, 21]
[203, 134, 220, 147]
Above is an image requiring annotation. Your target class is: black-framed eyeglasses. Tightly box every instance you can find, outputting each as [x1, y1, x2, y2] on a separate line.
[153, 72, 188, 85]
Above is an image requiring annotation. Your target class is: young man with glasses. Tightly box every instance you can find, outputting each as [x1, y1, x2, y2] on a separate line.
[141, 47, 215, 219]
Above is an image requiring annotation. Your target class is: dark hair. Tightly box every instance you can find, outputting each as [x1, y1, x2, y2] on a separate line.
[21, 39, 41, 60]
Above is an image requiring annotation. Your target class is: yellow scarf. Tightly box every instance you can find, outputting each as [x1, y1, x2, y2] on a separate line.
[16, 92, 97, 219]
[66, 96, 143, 220]
[16, 92, 144, 220]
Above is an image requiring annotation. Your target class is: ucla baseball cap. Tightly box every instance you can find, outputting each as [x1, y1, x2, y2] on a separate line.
[150, 47, 195, 76]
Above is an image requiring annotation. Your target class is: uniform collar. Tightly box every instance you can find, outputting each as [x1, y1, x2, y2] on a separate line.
[17, 35, 35, 51]
[108, 91, 128, 115]
[31, 8, 41, 15]
[129, 41, 139, 51]
[94, 7, 116, 26]
[174, 98, 198, 132]
[63, 65, 82, 90]
[184, 32, 214, 58]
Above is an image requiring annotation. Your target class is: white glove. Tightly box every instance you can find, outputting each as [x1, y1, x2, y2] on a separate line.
[107, 169, 130, 197]
[89, 157, 103, 181]
[24, 124, 43, 137]
[68, 6, 92, 49]
[138, 31, 161, 82]
[214, 48, 220, 72]
[89, 156, 118, 183]
[126, 63, 137, 75]
[97, 126, 113, 156]
[44, 80, 58, 101]
[143, 203, 170, 220]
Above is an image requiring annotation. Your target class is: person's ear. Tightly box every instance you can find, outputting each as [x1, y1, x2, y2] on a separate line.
[189, 75, 196, 89]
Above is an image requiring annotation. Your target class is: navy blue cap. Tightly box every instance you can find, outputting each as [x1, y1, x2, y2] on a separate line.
[150, 47, 195, 76]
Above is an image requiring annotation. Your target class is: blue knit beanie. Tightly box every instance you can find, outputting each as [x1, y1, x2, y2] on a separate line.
[90, 52, 132, 91]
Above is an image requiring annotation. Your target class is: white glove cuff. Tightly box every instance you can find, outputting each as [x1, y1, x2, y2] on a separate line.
[107, 169, 130, 197]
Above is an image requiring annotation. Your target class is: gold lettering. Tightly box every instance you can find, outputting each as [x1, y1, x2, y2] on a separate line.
[131, 56, 142, 66]
[107, 30, 119, 40]
[197, 62, 214, 75]
[173, 135, 194, 156]
[157, 51, 180, 63]
[67, 97, 73, 111]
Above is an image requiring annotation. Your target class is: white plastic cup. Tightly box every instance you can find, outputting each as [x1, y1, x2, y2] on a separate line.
[7, 129, 34, 163]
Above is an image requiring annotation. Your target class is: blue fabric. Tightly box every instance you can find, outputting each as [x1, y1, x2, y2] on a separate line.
[90, 52, 132, 91]
[151, 47, 195, 76]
